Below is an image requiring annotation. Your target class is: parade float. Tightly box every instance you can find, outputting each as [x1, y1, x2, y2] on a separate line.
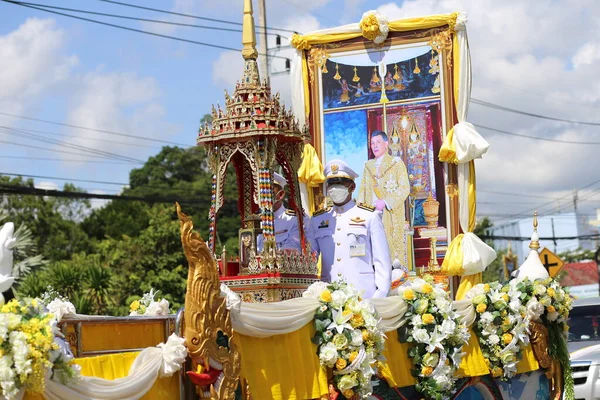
[0, 1, 573, 400]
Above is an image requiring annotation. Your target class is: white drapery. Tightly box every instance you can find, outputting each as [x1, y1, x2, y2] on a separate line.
[222, 284, 408, 337]
[43, 334, 186, 400]
[447, 14, 496, 276]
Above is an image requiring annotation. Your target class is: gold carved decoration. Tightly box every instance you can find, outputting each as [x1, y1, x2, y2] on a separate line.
[178, 204, 241, 399]
[307, 46, 331, 85]
[446, 183, 458, 198]
[529, 321, 564, 400]
[428, 30, 453, 68]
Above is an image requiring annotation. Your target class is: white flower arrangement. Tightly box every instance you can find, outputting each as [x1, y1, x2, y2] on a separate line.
[359, 11, 389, 44]
[396, 275, 469, 399]
[129, 288, 170, 316]
[0, 298, 80, 400]
[306, 278, 385, 399]
[40, 286, 76, 323]
[469, 282, 529, 380]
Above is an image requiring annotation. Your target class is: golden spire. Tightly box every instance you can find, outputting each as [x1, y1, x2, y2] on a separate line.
[242, 0, 258, 60]
[529, 211, 540, 250]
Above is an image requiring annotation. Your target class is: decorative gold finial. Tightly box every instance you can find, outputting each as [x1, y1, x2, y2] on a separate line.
[529, 211, 540, 251]
[242, 0, 258, 60]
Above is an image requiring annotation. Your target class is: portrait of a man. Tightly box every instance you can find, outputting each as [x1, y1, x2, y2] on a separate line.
[357, 130, 410, 267]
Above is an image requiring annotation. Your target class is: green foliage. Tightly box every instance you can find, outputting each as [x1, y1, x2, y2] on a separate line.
[558, 247, 597, 263]
[475, 218, 508, 283]
[7, 145, 243, 316]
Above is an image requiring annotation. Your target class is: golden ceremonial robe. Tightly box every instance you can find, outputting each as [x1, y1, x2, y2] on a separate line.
[357, 154, 410, 266]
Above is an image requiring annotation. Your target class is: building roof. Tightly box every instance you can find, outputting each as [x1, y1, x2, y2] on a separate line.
[560, 261, 598, 287]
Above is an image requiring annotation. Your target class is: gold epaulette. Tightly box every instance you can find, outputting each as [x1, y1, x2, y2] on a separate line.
[285, 209, 296, 216]
[357, 203, 375, 212]
[312, 207, 331, 217]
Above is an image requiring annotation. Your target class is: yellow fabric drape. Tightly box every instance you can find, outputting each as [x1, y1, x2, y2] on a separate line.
[298, 143, 325, 216]
[72, 352, 179, 399]
[302, 56, 311, 119]
[379, 330, 416, 388]
[236, 323, 329, 400]
[516, 344, 540, 374]
[291, 13, 459, 50]
[457, 328, 489, 377]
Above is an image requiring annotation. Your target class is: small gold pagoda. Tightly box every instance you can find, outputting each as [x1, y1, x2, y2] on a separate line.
[196, 0, 317, 302]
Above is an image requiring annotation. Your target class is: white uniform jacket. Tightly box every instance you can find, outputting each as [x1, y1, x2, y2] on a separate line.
[257, 207, 301, 251]
[307, 200, 392, 298]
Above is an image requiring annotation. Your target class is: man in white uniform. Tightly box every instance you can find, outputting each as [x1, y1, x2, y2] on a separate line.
[257, 172, 301, 252]
[307, 160, 392, 298]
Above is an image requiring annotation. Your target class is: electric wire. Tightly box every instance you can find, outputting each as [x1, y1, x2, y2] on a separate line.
[472, 98, 600, 126]
[96, 0, 298, 33]
[475, 124, 600, 145]
[0, 1, 289, 60]
[12, 1, 287, 38]
[0, 156, 132, 164]
[0, 111, 191, 147]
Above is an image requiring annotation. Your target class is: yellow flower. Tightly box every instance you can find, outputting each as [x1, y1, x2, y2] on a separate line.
[421, 366, 433, 376]
[403, 289, 415, 301]
[547, 305, 556, 313]
[320, 290, 332, 303]
[349, 351, 359, 363]
[476, 303, 487, 313]
[502, 333, 513, 345]
[422, 313, 435, 324]
[421, 283, 433, 294]
[483, 284, 491, 293]
[359, 14, 381, 42]
[492, 366, 503, 377]
[350, 313, 364, 328]
[130, 300, 140, 312]
[362, 330, 370, 341]
[502, 294, 509, 302]
[547, 288, 556, 297]
[335, 358, 348, 370]
[342, 389, 355, 399]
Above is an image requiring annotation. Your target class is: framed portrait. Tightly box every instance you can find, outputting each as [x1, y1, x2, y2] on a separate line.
[503, 247, 518, 281]
[300, 27, 459, 272]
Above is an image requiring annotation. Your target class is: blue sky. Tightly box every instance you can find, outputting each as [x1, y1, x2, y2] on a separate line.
[1, 0, 600, 232]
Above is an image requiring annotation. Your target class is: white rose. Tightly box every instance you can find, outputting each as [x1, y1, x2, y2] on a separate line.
[441, 319, 456, 335]
[547, 311, 559, 322]
[8, 314, 21, 330]
[146, 299, 170, 316]
[318, 342, 338, 367]
[411, 314, 423, 327]
[351, 329, 363, 346]
[489, 334, 500, 345]
[47, 299, 76, 322]
[526, 298, 544, 321]
[360, 299, 375, 315]
[303, 281, 329, 299]
[435, 298, 450, 312]
[533, 284, 546, 296]
[434, 374, 451, 390]
[363, 314, 378, 329]
[509, 300, 521, 313]
[480, 312, 494, 325]
[347, 299, 361, 314]
[413, 328, 430, 343]
[331, 290, 348, 308]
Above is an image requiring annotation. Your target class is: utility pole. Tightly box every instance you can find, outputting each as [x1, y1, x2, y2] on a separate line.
[257, 0, 270, 84]
[551, 217, 557, 253]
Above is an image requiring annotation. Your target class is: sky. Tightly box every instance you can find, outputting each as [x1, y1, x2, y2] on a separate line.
[1, 0, 600, 236]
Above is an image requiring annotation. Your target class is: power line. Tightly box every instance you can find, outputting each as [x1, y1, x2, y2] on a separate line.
[0, 126, 145, 164]
[477, 189, 558, 200]
[97, 0, 298, 33]
[0, 184, 196, 204]
[0, 111, 191, 147]
[0, 156, 134, 164]
[1, 1, 289, 60]
[0, 125, 161, 150]
[481, 234, 600, 242]
[475, 124, 600, 145]
[472, 98, 600, 127]
[13, 1, 288, 38]
[0, 138, 136, 159]
[0, 172, 129, 186]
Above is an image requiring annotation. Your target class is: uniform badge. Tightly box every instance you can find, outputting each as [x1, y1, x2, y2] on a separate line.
[318, 219, 329, 229]
[350, 216, 366, 226]
[331, 164, 339, 173]
[275, 229, 288, 235]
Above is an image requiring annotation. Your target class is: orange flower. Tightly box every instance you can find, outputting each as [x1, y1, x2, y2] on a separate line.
[335, 358, 347, 370]
[421, 366, 433, 376]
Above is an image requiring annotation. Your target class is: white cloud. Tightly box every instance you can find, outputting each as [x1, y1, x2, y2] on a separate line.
[0, 18, 78, 124]
[374, 0, 600, 223]
[35, 181, 58, 191]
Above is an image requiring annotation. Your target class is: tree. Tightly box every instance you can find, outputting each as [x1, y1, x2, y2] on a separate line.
[474, 217, 507, 283]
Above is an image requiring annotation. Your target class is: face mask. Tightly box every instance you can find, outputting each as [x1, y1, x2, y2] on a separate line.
[328, 184, 350, 204]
